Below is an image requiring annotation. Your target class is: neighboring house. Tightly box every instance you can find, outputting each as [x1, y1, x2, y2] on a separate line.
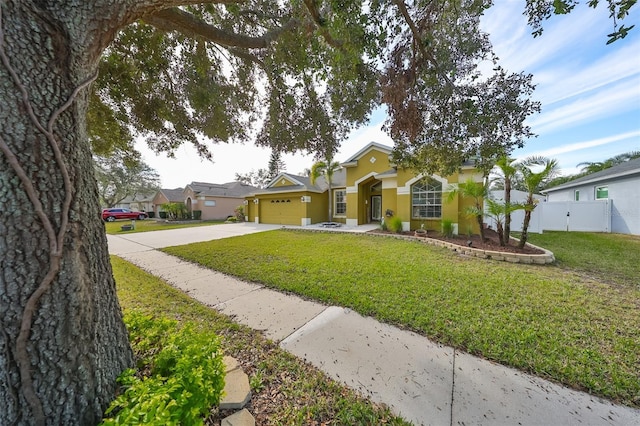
[114, 192, 155, 212]
[183, 181, 257, 220]
[152, 188, 185, 217]
[542, 158, 640, 235]
[245, 142, 483, 234]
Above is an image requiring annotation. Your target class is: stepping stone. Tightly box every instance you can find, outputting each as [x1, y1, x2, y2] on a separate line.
[220, 357, 251, 410]
[221, 408, 255, 426]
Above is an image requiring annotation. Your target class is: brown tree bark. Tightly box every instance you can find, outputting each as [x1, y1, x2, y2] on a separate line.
[0, 2, 140, 424]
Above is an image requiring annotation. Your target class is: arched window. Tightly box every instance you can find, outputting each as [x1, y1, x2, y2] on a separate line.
[412, 179, 442, 218]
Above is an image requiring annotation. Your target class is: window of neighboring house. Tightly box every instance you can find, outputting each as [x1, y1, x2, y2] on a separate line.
[412, 179, 442, 218]
[334, 190, 346, 216]
[595, 186, 608, 200]
[574, 190, 580, 201]
[204, 200, 216, 207]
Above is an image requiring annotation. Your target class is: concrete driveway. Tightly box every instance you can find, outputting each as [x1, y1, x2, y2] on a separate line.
[106, 222, 282, 255]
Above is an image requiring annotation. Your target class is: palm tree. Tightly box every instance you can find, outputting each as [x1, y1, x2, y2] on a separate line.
[485, 197, 525, 246]
[447, 178, 487, 241]
[577, 151, 640, 174]
[518, 156, 559, 248]
[310, 158, 341, 223]
[493, 156, 518, 245]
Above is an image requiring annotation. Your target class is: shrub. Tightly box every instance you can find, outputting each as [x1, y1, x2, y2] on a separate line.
[234, 205, 245, 222]
[159, 211, 167, 219]
[380, 218, 388, 231]
[102, 311, 225, 426]
[192, 210, 202, 220]
[441, 219, 454, 238]
[387, 216, 404, 233]
[147, 211, 155, 219]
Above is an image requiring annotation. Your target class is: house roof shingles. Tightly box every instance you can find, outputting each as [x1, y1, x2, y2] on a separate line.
[157, 188, 185, 203]
[186, 181, 257, 197]
[544, 158, 640, 192]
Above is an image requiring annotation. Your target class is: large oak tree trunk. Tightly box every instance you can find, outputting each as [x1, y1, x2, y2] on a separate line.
[0, 3, 133, 424]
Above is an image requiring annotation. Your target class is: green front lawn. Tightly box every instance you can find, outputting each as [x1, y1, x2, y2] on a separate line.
[523, 231, 640, 288]
[104, 219, 225, 234]
[113, 256, 408, 425]
[162, 230, 640, 407]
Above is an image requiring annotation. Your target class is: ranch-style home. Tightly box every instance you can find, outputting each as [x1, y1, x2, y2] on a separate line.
[153, 182, 256, 220]
[244, 142, 484, 234]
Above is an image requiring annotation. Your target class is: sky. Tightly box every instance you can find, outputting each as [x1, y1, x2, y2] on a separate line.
[136, 1, 640, 189]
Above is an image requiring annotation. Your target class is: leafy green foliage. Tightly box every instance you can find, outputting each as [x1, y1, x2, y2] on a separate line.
[387, 216, 404, 233]
[162, 230, 640, 406]
[447, 178, 488, 241]
[381, 0, 540, 177]
[94, 151, 160, 208]
[441, 219, 454, 238]
[102, 312, 225, 425]
[311, 158, 342, 222]
[161, 202, 189, 220]
[524, 0, 637, 43]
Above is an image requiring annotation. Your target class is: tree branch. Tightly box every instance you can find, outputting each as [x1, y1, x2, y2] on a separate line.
[144, 7, 299, 49]
[391, 0, 454, 88]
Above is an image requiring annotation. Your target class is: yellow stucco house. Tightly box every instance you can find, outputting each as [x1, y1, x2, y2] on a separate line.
[245, 142, 483, 234]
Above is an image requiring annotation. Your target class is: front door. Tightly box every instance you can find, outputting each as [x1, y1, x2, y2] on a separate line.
[371, 195, 382, 221]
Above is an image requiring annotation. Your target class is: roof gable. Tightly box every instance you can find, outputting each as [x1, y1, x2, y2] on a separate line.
[341, 142, 392, 166]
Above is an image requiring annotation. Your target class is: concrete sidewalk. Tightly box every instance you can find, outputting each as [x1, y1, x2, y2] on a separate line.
[107, 225, 640, 426]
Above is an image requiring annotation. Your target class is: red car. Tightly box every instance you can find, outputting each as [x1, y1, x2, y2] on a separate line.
[102, 208, 147, 222]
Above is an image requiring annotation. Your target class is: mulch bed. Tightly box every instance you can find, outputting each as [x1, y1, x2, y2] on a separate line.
[369, 228, 545, 255]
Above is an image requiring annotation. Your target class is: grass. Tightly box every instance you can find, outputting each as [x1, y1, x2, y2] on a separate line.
[104, 219, 225, 235]
[522, 231, 640, 288]
[112, 255, 408, 425]
[162, 230, 640, 407]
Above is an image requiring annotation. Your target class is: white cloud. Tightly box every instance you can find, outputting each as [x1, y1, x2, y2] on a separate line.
[522, 130, 640, 158]
[527, 78, 640, 133]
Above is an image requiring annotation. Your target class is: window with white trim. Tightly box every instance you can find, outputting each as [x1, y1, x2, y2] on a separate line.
[595, 186, 608, 200]
[334, 190, 346, 216]
[204, 200, 216, 207]
[412, 179, 442, 218]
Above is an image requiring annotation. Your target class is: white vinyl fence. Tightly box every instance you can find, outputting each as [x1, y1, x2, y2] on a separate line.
[485, 200, 612, 234]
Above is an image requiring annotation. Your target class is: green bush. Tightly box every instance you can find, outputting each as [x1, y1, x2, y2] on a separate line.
[147, 211, 155, 219]
[192, 210, 202, 220]
[161, 202, 188, 220]
[441, 219, 454, 238]
[102, 312, 225, 426]
[159, 211, 167, 219]
[234, 205, 245, 222]
[387, 216, 404, 233]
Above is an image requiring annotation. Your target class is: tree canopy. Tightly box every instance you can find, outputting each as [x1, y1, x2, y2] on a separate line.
[88, 1, 542, 178]
[94, 152, 161, 208]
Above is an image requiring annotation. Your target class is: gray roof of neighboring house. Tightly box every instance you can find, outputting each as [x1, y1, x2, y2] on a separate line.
[157, 188, 185, 203]
[186, 181, 257, 197]
[119, 192, 156, 204]
[544, 158, 640, 192]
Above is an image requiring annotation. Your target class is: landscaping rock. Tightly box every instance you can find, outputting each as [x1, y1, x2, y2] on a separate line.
[221, 408, 255, 426]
